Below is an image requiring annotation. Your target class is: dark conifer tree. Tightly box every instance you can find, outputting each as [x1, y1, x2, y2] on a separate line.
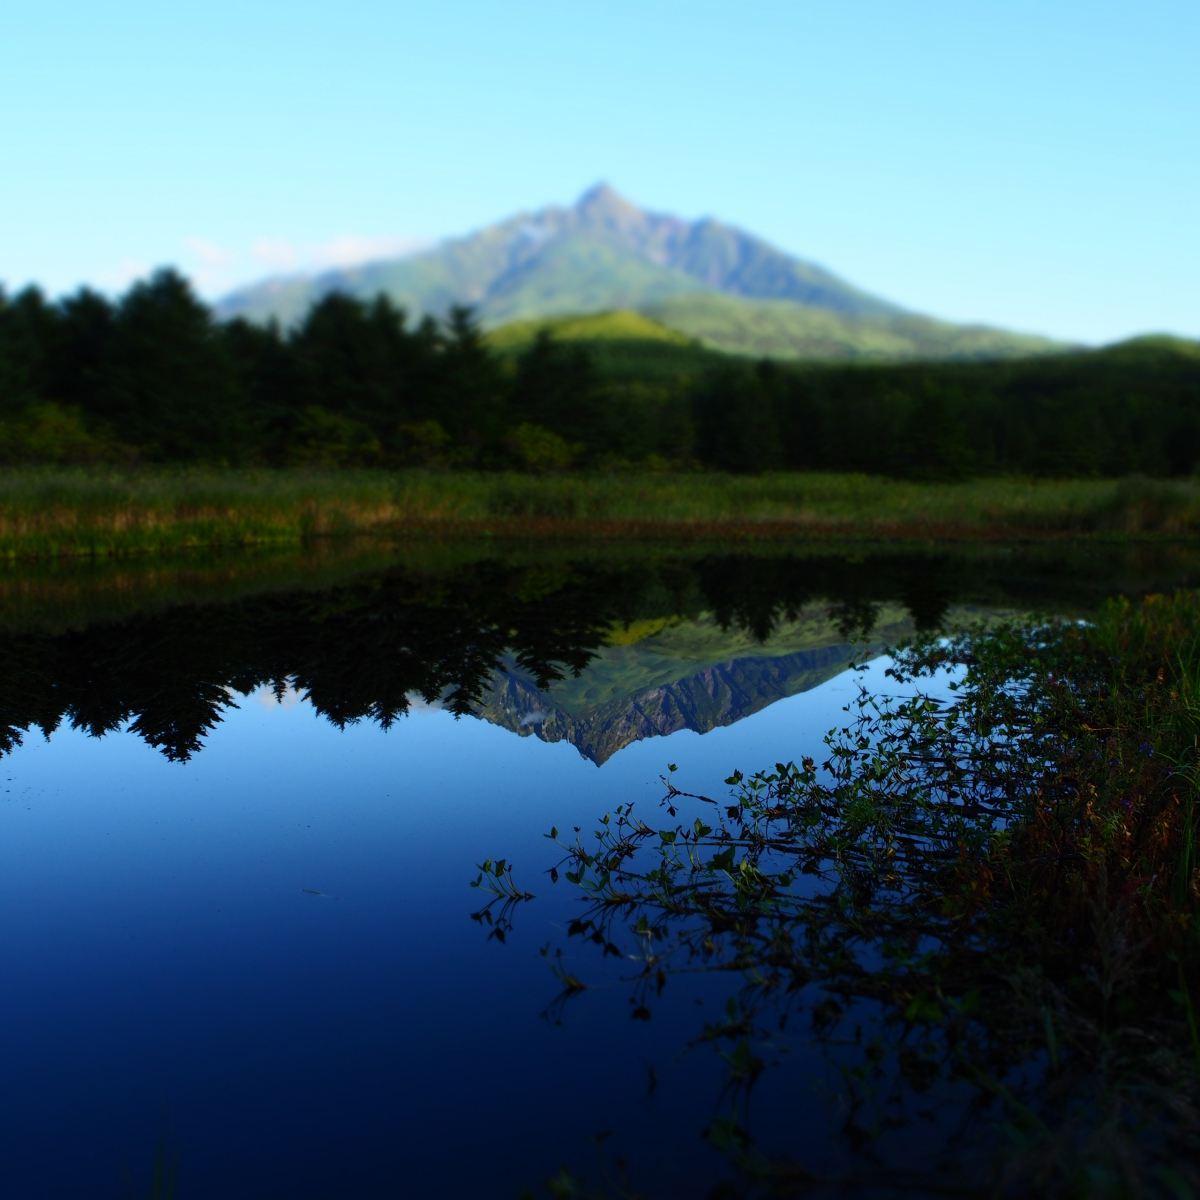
[288, 294, 442, 451]
[436, 305, 508, 453]
[510, 330, 601, 449]
[221, 317, 297, 462]
[100, 270, 247, 459]
[0, 290, 30, 412]
[0, 287, 56, 412]
[49, 289, 117, 413]
[692, 361, 786, 472]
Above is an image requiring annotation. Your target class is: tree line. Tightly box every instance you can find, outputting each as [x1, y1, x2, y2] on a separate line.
[693, 344, 1200, 478]
[0, 269, 650, 469]
[1, 268, 1198, 477]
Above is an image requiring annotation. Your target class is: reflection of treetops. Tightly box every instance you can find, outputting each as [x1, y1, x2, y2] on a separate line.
[478, 594, 1200, 1195]
[1, 548, 1189, 769]
[3, 553, 972, 762]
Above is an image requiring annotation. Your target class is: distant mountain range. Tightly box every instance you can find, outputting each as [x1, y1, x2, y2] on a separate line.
[218, 185, 1063, 362]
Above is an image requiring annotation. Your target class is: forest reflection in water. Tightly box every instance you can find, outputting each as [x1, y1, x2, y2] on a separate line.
[3, 538, 1200, 765]
[3, 538, 1200, 1198]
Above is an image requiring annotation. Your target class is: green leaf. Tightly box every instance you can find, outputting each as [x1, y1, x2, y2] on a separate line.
[904, 992, 944, 1023]
[710, 847, 736, 871]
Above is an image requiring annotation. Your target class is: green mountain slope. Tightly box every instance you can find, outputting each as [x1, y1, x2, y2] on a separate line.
[217, 184, 1063, 361]
[644, 294, 1063, 362]
[469, 233, 706, 324]
[484, 310, 727, 380]
[486, 310, 691, 352]
[487, 301, 1061, 367]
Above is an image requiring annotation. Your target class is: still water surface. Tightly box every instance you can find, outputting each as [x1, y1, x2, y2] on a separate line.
[1, 541, 1197, 1197]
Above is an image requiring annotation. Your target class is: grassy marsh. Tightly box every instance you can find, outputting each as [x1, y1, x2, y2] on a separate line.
[4, 469, 1200, 560]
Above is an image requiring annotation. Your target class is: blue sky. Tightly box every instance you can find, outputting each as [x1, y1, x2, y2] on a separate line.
[2, 0, 1196, 343]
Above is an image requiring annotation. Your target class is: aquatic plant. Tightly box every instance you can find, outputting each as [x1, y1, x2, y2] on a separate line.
[488, 593, 1200, 1195]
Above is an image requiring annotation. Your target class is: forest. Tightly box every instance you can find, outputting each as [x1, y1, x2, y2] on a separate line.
[1, 268, 1198, 479]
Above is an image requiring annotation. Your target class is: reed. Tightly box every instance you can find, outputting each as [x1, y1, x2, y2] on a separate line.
[2, 467, 1200, 559]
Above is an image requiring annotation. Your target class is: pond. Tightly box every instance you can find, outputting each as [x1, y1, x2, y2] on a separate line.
[2, 539, 1198, 1198]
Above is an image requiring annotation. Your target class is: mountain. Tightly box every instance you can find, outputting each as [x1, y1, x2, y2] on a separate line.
[218, 184, 1062, 361]
[483, 644, 854, 765]
[640, 294, 1062, 361]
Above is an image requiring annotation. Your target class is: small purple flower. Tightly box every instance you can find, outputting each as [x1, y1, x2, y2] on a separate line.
[1139, 742, 1154, 757]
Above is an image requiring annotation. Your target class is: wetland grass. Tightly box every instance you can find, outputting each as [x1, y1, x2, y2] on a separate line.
[3, 469, 1200, 560]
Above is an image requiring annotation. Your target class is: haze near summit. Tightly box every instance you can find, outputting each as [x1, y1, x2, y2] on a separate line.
[1, 0, 1196, 345]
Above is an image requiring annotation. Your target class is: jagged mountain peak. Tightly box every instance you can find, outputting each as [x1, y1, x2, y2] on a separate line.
[218, 184, 902, 329]
[574, 180, 633, 214]
[500, 182, 687, 258]
[569, 182, 674, 238]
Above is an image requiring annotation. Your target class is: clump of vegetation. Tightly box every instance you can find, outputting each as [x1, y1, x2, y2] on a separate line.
[0, 402, 134, 465]
[485, 593, 1200, 1195]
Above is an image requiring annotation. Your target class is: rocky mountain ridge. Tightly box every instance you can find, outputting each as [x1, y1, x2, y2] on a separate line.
[217, 185, 1061, 361]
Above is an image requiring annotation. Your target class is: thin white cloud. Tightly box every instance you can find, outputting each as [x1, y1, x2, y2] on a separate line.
[172, 232, 432, 298]
[184, 236, 234, 269]
[250, 233, 429, 275]
[183, 237, 238, 293]
[250, 237, 302, 273]
[311, 234, 427, 270]
[255, 683, 306, 711]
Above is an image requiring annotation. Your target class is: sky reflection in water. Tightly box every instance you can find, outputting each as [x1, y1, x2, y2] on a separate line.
[3, 544, 1200, 1197]
[0, 658, 879, 1198]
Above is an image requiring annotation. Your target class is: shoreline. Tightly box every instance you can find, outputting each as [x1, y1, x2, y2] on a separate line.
[2, 467, 1200, 560]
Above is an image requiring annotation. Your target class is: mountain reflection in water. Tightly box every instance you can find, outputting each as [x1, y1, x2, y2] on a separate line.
[3, 541, 1200, 764]
[481, 607, 914, 764]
